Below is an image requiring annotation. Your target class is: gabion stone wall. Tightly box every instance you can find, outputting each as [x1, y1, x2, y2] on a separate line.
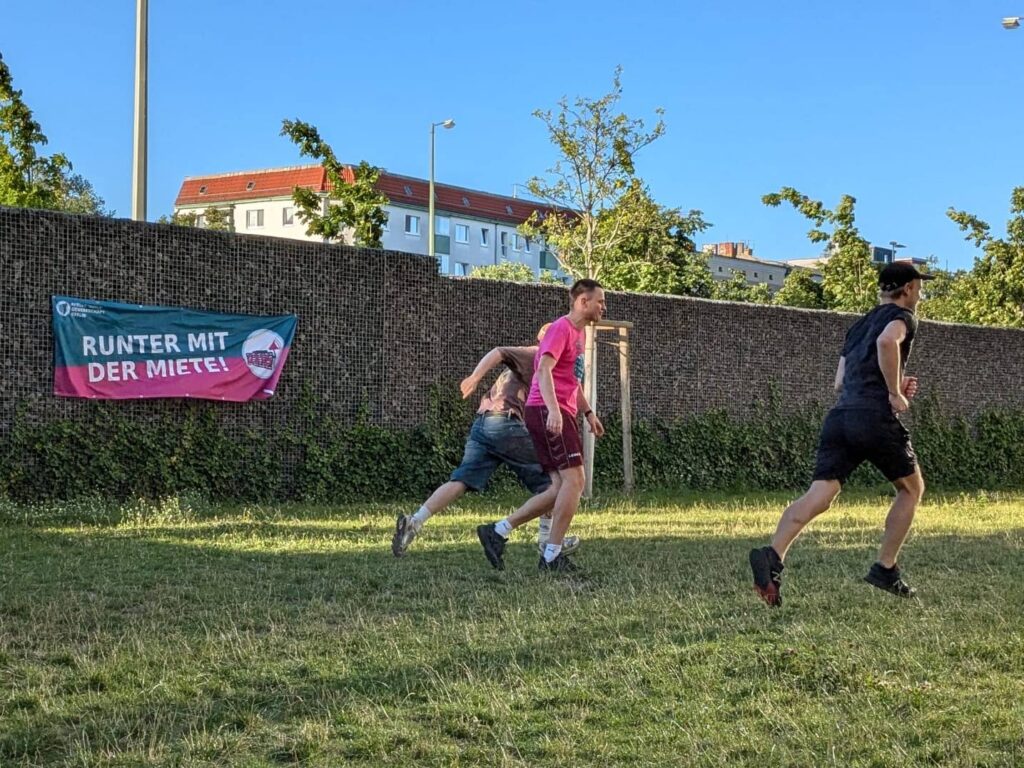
[3, 206, 1024, 437]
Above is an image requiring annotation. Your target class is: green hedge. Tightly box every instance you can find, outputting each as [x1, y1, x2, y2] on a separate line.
[2, 388, 1023, 502]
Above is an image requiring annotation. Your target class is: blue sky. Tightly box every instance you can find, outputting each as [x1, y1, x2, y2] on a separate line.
[6, 1, 1023, 269]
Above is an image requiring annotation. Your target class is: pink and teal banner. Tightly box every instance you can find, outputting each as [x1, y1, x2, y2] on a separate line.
[52, 296, 297, 401]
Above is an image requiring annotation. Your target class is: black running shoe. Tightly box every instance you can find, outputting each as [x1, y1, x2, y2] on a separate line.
[538, 552, 578, 573]
[477, 523, 507, 570]
[864, 562, 916, 598]
[749, 546, 784, 607]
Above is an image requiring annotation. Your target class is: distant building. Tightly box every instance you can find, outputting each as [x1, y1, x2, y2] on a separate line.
[785, 242, 927, 281]
[701, 242, 789, 291]
[870, 245, 928, 267]
[173, 165, 564, 278]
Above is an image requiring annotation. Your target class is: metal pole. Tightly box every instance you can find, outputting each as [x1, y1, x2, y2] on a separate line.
[428, 123, 435, 259]
[131, 0, 148, 221]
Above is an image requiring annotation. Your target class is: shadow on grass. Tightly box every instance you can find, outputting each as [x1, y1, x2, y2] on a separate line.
[1, 512, 1022, 765]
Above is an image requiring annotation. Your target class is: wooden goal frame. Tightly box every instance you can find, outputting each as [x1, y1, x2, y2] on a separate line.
[581, 319, 634, 497]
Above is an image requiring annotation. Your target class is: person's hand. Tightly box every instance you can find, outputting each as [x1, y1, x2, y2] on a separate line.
[587, 412, 605, 437]
[901, 376, 919, 400]
[889, 391, 910, 414]
[459, 375, 479, 400]
[546, 408, 563, 435]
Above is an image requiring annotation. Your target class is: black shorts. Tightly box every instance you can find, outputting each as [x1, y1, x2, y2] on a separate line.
[524, 405, 583, 472]
[813, 407, 918, 485]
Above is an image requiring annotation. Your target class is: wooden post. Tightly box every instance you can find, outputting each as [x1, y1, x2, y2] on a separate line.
[582, 322, 597, 499]
[618, 327, 634, 495]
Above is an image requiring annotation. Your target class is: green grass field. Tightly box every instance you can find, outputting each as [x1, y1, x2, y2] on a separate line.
[1, 491, 1022, 767]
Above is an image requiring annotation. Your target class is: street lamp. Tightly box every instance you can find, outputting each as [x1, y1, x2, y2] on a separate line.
[131, 0, 148, 221]
[428, 118, 455, 259]
[889, 241, 906, 263]
[1002, 16, 1021, 28]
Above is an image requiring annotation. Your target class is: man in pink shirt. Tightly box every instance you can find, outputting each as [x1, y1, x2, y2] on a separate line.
[478, 278, 607, 573]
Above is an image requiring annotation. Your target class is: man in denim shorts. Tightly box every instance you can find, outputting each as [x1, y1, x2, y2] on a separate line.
[391, 326, 581, 557]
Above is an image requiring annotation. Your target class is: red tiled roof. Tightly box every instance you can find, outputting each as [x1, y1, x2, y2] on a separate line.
[175, 166, 328, 206]
[175, 165, 562, 225]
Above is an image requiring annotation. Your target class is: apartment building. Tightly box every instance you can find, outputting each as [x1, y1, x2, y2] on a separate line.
[173, 166, 561, 278]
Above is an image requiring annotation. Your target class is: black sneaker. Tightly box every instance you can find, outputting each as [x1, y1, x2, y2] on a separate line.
[749, 546, 784, 607]
[477, 523, 507, 570]
[864, 562, 916, 598]
[538, 552, 578, 573]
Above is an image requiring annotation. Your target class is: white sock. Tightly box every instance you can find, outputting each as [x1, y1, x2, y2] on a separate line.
[543, 543, 562, 563]
[411, 505, 431, 526]
[538, 515, 552, 542]
[494, 518, 514, 539]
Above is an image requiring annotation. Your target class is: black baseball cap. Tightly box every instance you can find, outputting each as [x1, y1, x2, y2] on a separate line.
[878, 262, 935, 291]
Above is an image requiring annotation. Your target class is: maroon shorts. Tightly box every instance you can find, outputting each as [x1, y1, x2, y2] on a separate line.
[524, 405, 583, 472]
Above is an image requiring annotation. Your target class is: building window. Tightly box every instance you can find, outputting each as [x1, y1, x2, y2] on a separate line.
[195, 214, 206, 227]
[754, 272, 759, 278]
[481, 228, 489, 246]
[246, 209, 264, 228]
[454, 262, 472, 276]
[455, 224, 469, 243]
[524, 237, 531, 253]
[439, 255, 450, 274]
[718, 266, 723, 272]
[512, 234, 524, 251]
[769, 274, 774, 281]
[500, 231, 508, 257]
[282, 207, 294, 226]
[435, 216, 450, 236]
[198, 185, 207, 195]
[405, 215, 420, 235]
[246, 181, 256, 191]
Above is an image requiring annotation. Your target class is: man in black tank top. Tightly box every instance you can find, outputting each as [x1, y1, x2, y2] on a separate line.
[750, 262, 935, 607]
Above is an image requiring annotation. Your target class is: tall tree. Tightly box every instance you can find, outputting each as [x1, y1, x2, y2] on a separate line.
[521, 67, 666, 280]
[159, 206, 234, 231]
[944, 188, 1024, 328]
[280, 119, 389, 247]
[0, 52, 106, 214]
[914, 266, 974, 325]
[595, 181, 715, 296]
[774, 268, 825, 309]
[713, 270, 772, 304]
[762, 188, 877, 312]
[470, 260, 563, 284]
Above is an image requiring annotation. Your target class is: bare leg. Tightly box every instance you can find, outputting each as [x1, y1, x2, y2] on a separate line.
[506, 473, 560, 528]
[548, 465, 586, 546]
[420, 481, 468, 517]
[771, 480, 842, 560]
[878, 468, 925, 567]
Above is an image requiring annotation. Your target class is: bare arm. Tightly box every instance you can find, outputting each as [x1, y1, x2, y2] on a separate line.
[833, 356, 845, 393]
[577, 384, 605, 437]
[460, 348, 503, 399]
[460, 346, 538, 399]
[876, 320, 909, 412]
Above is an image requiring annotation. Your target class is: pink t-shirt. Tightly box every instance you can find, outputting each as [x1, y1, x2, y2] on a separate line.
[527, 316, 584, 416]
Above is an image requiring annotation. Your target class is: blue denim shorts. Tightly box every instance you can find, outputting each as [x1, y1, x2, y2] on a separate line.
[450, 414, 552, 493]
